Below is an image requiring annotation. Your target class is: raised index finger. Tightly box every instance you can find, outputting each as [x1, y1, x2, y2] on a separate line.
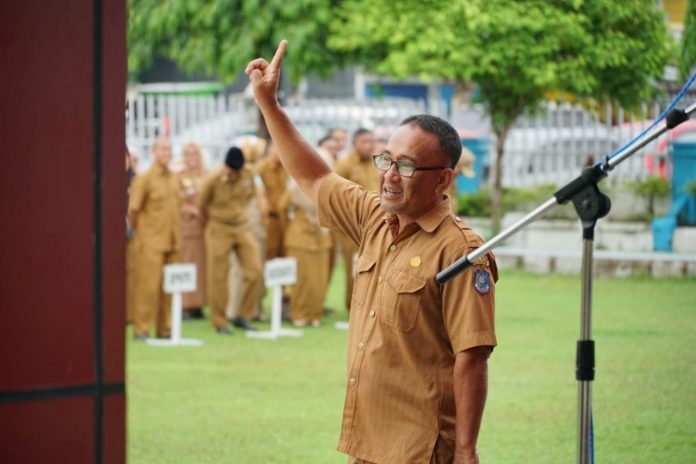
[269, 39, 288, 70]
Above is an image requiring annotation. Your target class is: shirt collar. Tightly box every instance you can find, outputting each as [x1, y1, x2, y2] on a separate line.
[153, 163, 170, 176]
[350, 150, 372, 164]
[382, 194, 452, 234]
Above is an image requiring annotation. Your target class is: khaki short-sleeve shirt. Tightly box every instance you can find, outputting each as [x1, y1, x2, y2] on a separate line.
[200, 167, 255, 224]
[334, 151, 380, 193]
[128, 164, 180, 252]
[317, 173, 497, 463]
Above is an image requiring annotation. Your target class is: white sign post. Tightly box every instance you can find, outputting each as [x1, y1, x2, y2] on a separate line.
[247, 257, 303, 340]
[147, 263, 204, 347]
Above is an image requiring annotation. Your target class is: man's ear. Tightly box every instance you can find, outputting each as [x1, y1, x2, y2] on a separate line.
[437, 168, 455, 194]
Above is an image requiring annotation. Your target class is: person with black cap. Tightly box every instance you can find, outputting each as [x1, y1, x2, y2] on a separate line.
[199, 146, 264, 334]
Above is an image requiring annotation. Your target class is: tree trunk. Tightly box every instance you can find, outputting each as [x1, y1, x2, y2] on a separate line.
[491, 127, 509, 234]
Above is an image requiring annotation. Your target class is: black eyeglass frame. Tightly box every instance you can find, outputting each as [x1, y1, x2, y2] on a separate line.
[372, 153, 448, 178]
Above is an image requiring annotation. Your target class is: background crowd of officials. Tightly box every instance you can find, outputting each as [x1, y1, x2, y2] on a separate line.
[126, 127, 473, 339]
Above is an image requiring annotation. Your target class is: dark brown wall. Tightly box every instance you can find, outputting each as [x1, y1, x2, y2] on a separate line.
[0, 0, 126, 462]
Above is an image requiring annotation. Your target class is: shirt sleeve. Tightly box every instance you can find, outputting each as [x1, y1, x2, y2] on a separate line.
[441, 247, 498, 353]
[128, 174, 145, 213]
[317, 173, 377, 247]
[334, 157, 349, 179]
[198, 174, 214, 210]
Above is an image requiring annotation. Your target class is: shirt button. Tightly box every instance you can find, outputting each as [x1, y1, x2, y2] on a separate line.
[378, 276, 383, 283]
[369, 309, 376, 318]
[358, 342, 364, 350]
[389, 244, 397, 252]
[349, 378, 357, 386]
[455, 216, 462, 222]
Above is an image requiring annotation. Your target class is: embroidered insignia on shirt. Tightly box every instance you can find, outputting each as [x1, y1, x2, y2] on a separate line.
[473, 269, 491, 295]
[474, 256, 490, 267]
[409, 256, 422, 268]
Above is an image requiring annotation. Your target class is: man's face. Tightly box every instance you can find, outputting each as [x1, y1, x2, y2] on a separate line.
[353, 132, 375, 160]
[378, 125, 453, 222]
[331, 129, 348, 152]
[152, 139, 172, 167]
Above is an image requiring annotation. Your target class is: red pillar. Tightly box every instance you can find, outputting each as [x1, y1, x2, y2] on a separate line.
[0, 1, 127, 462]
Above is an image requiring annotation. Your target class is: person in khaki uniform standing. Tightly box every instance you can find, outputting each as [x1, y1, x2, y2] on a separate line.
[177, 142, 207, 319]
[200, 147, 263, 334]
[255, 140, 289, 261]
[247, 41, 496, 464]
[226, 138, 268, 322]
[284, 180, 332, 327]
[334, 128, 377, 311]
[128, 137, 180, 340]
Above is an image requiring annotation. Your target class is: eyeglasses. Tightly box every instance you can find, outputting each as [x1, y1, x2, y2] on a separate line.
[372, 153, 448, 178]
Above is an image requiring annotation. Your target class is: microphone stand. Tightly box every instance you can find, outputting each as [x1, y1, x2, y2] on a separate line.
[437, 103, 696, 464]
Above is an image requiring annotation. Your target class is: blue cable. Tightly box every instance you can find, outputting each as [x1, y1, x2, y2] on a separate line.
[590, 412, 595, 464]
[606, 72, 696, 163]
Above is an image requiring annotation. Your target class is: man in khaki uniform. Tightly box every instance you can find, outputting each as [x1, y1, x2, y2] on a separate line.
[255, 140, 289, 261]
[334, 128, 377, 311]
[284, 181, 332, 327]
[200, 147, 263, 334]
[247, 41, 496, 464]
[128, 138, 180, 340]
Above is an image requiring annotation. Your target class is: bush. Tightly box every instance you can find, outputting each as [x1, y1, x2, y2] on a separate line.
[502, 184, 558, 212]
[456, 184, 558, 218]
[627, 176, 670, 216]
[456, 190, 491, 217]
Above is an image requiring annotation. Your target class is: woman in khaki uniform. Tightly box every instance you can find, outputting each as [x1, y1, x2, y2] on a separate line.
[284, 181, 332, 327]
[177, 142, 207, 318]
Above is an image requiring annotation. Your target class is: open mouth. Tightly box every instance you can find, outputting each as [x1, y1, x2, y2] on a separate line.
[382, 186, 402, 199]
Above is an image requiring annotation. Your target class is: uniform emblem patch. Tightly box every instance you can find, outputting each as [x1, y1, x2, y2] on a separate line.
[473, 269, 491, 295]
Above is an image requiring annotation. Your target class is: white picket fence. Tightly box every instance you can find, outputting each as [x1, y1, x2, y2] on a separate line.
[126, 91, 426, 169]
[126, 92, 257, 168]
[500, 96, 696, 188]
[126, 88, 694, 187]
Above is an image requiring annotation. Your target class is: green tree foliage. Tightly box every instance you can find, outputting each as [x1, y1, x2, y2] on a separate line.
[628, 176, 671, 216]
[680, 0, 696, 80]
[128, 0, 349, 84]
[330, 0, 674, 232]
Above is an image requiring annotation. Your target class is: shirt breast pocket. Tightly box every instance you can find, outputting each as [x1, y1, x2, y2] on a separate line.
[350, 253, 376, 312]
[148, 185, 166, 211]
[381, 269, 426, 331]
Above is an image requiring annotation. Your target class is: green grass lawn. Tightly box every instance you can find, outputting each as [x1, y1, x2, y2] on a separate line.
[127, 267, 696, 463]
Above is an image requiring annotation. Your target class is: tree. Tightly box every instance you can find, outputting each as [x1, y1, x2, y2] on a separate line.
[129, 0, 349, 84]
[128, 0, 354, 137]
[330, 0, 674, 232]
[680, 0, 696, 80]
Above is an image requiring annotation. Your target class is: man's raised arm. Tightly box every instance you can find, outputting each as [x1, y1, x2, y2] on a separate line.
[245, 40, 331, 204]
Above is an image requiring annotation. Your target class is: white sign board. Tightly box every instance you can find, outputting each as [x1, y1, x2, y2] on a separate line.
[264, 257, 297, 287]
[248, 257, 301, 340]
[163, 264, 197, 294]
